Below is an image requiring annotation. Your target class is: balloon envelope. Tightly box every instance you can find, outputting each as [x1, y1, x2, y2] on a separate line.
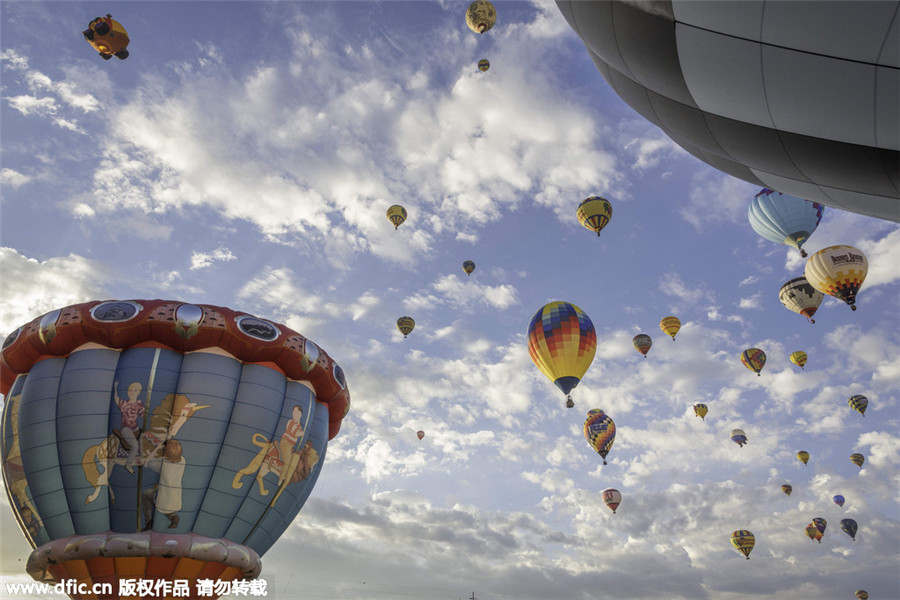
[730, 429, 747, 447]
[740, 348, 766, 376]
[584, 409, 616, 464]
[477, 59, 490, 72]
[465, 0, 496, 33]
[602, 488, 622, 514]
[527, 301, 596, 406]
[659, 316, 681, 340]
[1, 300, 350, 598]
[848, 395, 868, 416]
[781, 484, 792, 496]
[789, 351, 807, 369]
[462, 260, 476, 275]
[396, 316, 415, 338]
[632, 334, 652, 357]
[850, 453, 866, 468]
[386, 204, 407, 229]
[797, 450, 810, 465]
[731, 530, 755, 559]
[779, 277, 824, 324]
[804, 245, 868, 311]
[747, 189, 824, 256]
[576, 196, 613, 236]
[806, 523, 822, 543]
[417, 430, 425, 440]
[693, 403, 708, 420]
[833, 494, 845, 508]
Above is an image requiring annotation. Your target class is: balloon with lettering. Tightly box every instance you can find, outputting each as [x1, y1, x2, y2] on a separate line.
[659, 316, 681, 341]
[527, 301, 597, 409]
[833, 495, 845, 508]
[386, 204, 407, 229]
[584, 409, 616, 465]
[848, 395, 868, 416]
[797, 450, 810, 466]
[781, 484, 792, 496]
[790, 351, 807, 369]
[731, 530, 755, 559]
[779, 277, 824, 324]
[1, 299, 350, 600]
[576, 196, 613, 237]
[740, 348, 766, 376]
[396, 316, 415, 338]
[747, 189, 824, 257]
[693, 403, 708, 421]
[730, 429, 748, 447]
[804, 245, 868, 311]
[462, 260, 476, 276]
[850, 453, 866, 469]
[465, 0, 496, 34]
[632, 334, 652, 358]
[602, 488, 622, 514]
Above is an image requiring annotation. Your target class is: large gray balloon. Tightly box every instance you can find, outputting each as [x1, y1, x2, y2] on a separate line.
[557, 0, 899, 222]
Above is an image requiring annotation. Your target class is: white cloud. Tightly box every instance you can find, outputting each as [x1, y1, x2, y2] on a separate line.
[190, 246, 237, 270]
[0, 168, 31, 188]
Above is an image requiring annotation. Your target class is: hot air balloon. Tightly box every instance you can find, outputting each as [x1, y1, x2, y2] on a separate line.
[797, 451, 810, 466]
[805, 522, 823, 543]
[556, 1, 900, 223]
[779, 277, 824, 324]
[833, 495, 845, 508]
[730, 429, 748, 447]
[850, 453, 866, 469]
[602, 488, 622, 514]
[465, 0, 496, 34]
[804, 245, 868, 311]
[477, 59, 490, 72]
[659, 316, 680, 341]
[527, 301, 597, 409]
[740, 348, 766, 376]
[1, 300, 350, 599]
[790, 351, 808, 369]
[731, 530, 755, 559]
[584, 409, 616, 465]
[693, 403, 708, 421]
[576, 196, 613, 237]
[462, 260, 476, 276]
[632, 334, 652, 358]
[747, 189, 825, 257]
[386, 204, 407, 229]
[417, 430, 425, 441]
[83, 14, 130, 60]
[856, 590, 869, 599]
[396, 316, 415, 338]
[781, 484, 792, 496]
[849, 395, 868, 416]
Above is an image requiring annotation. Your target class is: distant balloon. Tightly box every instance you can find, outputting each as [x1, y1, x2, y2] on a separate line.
[850, 453, 866, 469]
[833, 495, 845, 508]
[462, 260, 476, 276]
[632, 334, 652, 358]
[465, 0, 496, 34]
[731, 530, 755, 559]
[797, 450, 810, 466]
[848, 395, 868, 416]
[576, 196, 613, 237]
[396, 316, 415, 338]
[789, 351, 808, 369]
[659, 316, 681, 341]
[417, 430, 425, 441]
[527, 301, 597, 408]
[478, 59, 490, 72]
[730, 429, 748, 447]
[693, 403, 708, 421]
[781, 484, 792, 496]
[804, 245, 868, 311]
[812, 517, 827, 535]
[805, 522, 823, 543]
[386, 204, 407, 229]
[856, 591, 869, 600]
[740, 348, 766, 376]
[602, 488, 622, 514]
[779, 277, 824, 324]
[747, 189, 824, 257]
[584, 409, 616, 465]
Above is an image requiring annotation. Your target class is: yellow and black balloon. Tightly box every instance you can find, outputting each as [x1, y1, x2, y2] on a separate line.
[465, 0, 496, 34]
[659, 316, 680, 341]
[804, 245, 868, 311]
[396, 316, 415, 338]
[740, 348, 766, 376]
[386, 204, 407, 230]
[527, 301, 596, 408]
[731, 530, 755, 559]
[576, 196, 613, 237]
[478, 59, 490, 72]
[462, 260, 476, 276]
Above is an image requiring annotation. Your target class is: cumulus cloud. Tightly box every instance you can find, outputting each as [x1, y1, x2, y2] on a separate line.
[190, 246, 237, 270]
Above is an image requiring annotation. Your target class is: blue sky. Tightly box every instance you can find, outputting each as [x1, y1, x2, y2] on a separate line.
[1, 2, 899, 599]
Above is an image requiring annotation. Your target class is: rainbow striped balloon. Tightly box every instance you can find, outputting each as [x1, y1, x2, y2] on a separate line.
[527, 301, 596, 408]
